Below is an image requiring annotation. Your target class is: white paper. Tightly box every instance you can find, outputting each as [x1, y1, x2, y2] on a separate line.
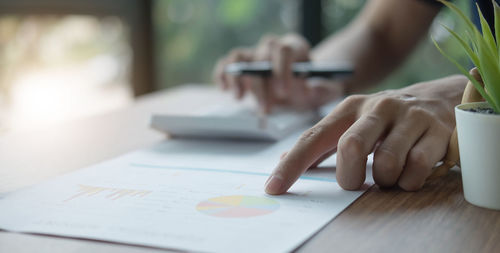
[0, 129, 373, 253]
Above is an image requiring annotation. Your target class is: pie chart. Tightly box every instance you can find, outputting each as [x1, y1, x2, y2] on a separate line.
[196, 195, 280, 218]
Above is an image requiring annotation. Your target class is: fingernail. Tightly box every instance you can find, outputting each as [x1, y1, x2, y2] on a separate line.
[265, 175, 284, 194]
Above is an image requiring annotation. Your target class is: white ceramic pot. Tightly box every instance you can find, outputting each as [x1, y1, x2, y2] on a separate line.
[456, 102, 500, 210]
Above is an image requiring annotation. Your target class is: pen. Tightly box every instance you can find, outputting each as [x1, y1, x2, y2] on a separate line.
[225, 61, 352, 129]
[225, 61, 353, 78]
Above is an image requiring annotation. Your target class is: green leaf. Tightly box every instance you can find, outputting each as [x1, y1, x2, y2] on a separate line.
[467, 30, 480, 56]
[474, 29, 500, 110]
[494, 0, 500, 56]
[432, 37, 500, 112]
[476, 3, 497, 55]
[436, 0, 500, 112]
[439, 1, 478, 35]
[442, 24, 480, 67]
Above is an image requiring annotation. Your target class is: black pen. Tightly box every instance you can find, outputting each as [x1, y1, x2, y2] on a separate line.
[225, 61, 353, 78]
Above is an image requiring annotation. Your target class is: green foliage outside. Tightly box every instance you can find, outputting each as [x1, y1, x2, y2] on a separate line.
[153, 0, 295, 88]
[154, 0, 469, 94]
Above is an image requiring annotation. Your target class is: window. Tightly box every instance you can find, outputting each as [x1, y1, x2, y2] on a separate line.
[154, 0, 468, 92]
[0, 0, 469, 133]
[153, 0, 300, 89]
[0, 0, 152, 133]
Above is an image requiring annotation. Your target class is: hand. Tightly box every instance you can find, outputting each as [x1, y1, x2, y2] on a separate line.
[214, 34, 345, 113]
[264, 75, 467, 194]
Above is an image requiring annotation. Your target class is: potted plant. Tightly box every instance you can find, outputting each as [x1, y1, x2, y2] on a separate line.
[433, 0, 500, 210]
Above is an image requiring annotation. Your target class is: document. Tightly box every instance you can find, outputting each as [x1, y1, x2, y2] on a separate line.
[0, 130, 372, 253]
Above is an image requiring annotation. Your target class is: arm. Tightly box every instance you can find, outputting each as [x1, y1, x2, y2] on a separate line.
[263, 0, 470, 194]
[312, 0, 441, 92]
[213, 0, 467, 192]
[214, 0, 441, 112]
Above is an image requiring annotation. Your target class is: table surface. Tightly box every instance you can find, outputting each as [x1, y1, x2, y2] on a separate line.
[1, 85, 499, 253]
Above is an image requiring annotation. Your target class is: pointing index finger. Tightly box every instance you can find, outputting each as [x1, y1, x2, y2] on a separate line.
[265, 109, 355, 195]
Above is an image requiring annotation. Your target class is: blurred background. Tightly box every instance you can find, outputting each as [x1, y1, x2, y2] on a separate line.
[0, 0, 468, 134]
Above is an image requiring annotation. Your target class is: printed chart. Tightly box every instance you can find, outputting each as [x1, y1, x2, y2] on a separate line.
[196, 195, 279, 218]
[64, 184, 151, 202]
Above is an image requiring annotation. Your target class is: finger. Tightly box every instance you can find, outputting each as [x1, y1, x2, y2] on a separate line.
[250, 77, 273, 114]
[335, 96, 404, 190]
[280, 148, 336, 169]
[464, 67, 485, 103]
[214, 58, 229, 90]
[257, 34, 278, 48]
[470, 67, 482, 83]
[226, 49, 253, 99]
[229, 76, 245, 99]
[372, 111, 429, 187]
[271, 78, 307, 109]
[271, 43, 294, 97]
[253, 39, 275, 112]
[309, 147, 337, 168]
[265, 104, 357, 195]
[280, 33, 311, 59]
[336, 113, 391, 190]
[398, 125, 450, 191]
[289, 78, 312, 110]
[280, 151, 288, 160]
[275, 34, 310, 96]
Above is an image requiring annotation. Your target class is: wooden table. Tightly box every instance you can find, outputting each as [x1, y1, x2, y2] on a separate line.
[1, 85, 499, 253]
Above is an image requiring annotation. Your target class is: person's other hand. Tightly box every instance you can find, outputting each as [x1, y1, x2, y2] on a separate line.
[214, 34, 345, 113]
[264, 75, 467, 194]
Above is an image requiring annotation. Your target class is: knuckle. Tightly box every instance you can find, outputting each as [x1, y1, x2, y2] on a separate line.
[277, 44, 293, 55]
[375, 148, 400, 173]
[363, 114, 383, 126]
[373, 89, 391, 96]
[282, 34, 310, 60]
[374, 97, 400, 112]
[338, 133, 365, 159]
[231, 47, 252, 59]
[299, 125, 325, 143]
[282, 33, 310, 48]
[373, 148, 401, 186]
[258, 36, 277, 50]
[260, 34, 277, 44]
[433, 121, 453, 135]
[397, 149, 432, 191]
[342, 95, 365, 108]
[407, 148, 431, 172]
[407, 107, 431, 121]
